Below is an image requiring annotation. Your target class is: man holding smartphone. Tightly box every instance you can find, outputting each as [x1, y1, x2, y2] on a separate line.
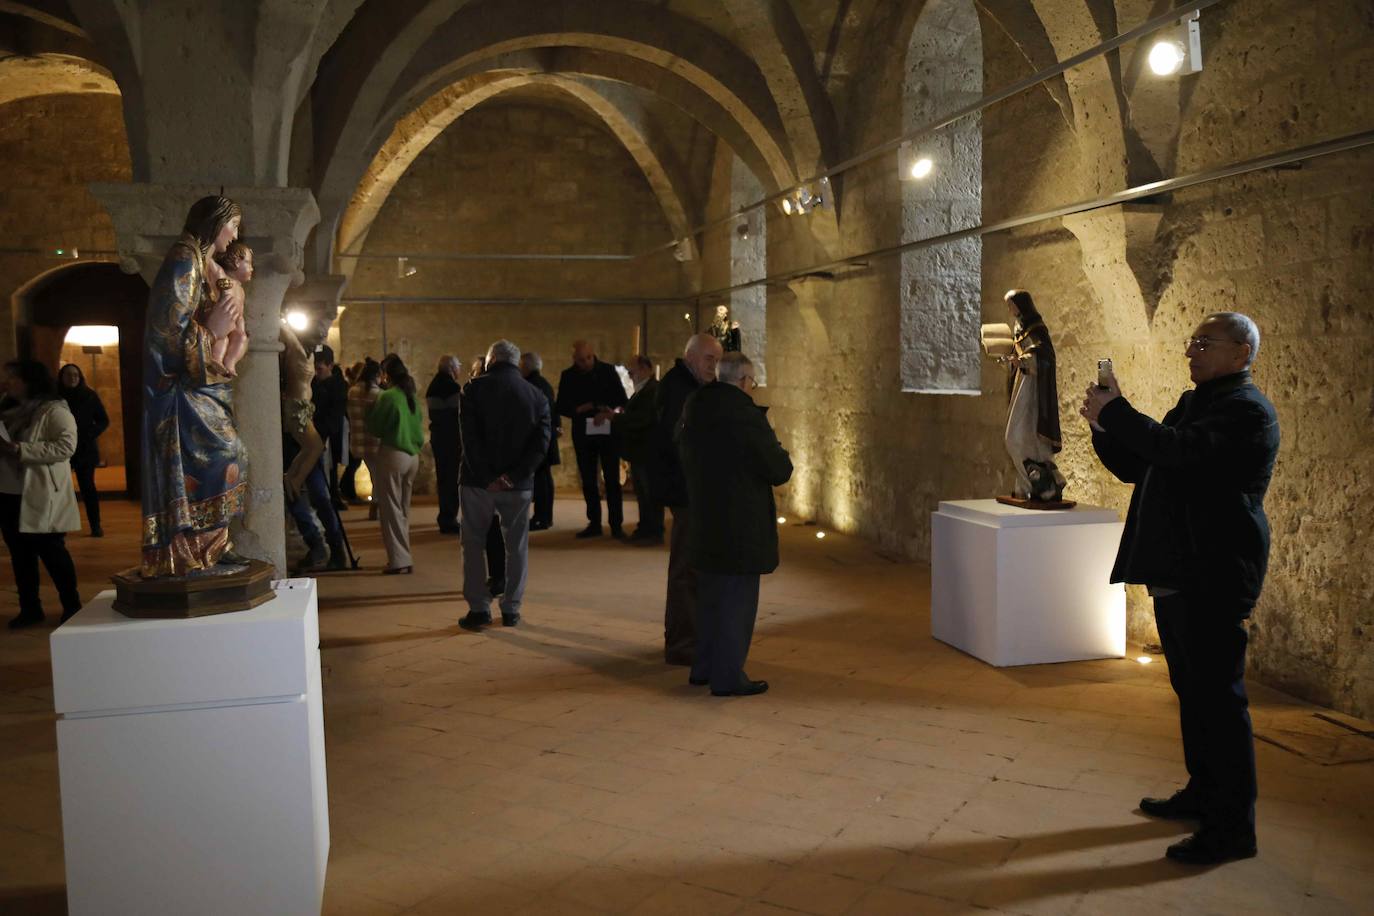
[1082, 312, 1279, 865]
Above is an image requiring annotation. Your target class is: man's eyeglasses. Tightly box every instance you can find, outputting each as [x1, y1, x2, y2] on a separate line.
[1186, 336, 1242, 352]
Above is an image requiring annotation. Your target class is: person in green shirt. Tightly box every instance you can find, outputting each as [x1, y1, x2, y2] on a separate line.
[366, 354, 425, 573]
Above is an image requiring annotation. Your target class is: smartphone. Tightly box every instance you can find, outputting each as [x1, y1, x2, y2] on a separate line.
[1097, 358, 1113, 389]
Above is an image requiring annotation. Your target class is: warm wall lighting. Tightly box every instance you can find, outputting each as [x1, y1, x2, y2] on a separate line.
[64, 325, 119, 348]
[1148, 11, 1201, 76]
[777, 516, 787, 524]
[285, 310, 310, 332]
[1136, 656, 1154, 665]
[815, 531, 826, 540]
[909, 157, 934, 180]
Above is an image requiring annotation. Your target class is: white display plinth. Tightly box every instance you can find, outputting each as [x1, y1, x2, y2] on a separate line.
[51, 579, 329, 916]
[931, 499, 1126, 666]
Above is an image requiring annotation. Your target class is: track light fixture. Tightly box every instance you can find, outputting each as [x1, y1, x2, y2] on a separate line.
[1148, 10, 1202, 76]
[899, 141, 935, 181]
[780, 177, 831, 216]
[673, 240, 695, 262]
[396, 256, 417, 278]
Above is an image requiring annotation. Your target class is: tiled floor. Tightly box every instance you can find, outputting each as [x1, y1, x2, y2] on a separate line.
[2, 498, 1372, 915]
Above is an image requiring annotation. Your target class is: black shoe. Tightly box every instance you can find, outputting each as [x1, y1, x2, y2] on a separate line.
[712, 679, 769, 697]
[688, 676, 708, 686]
[459, 613, 492, 631]
[1140, 790, 1205, 820]
[575, 525, 603, 539]
[89, 526, 104, 538]
[7, 612, 45, 630]
[487, 577, 506, 597]
[610, 526, 627, 540]
[438, 523, 462, 535]
[502, 614, 521, 627]
[1165, 829, 1257, 865]
[529, 519, 551, 531]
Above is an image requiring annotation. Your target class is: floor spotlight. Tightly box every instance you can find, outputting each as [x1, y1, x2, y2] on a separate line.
[777, 516, 787, 524]
[1135, 656, 1154, 665]
[815, 531, 826, 540]
[1148, 11, 1201, 76]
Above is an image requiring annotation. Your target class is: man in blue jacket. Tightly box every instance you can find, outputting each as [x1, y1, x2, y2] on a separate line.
[458, 340, 552, 630]
[1083, 312, 1279, 865]
[680, 352, 792, 696]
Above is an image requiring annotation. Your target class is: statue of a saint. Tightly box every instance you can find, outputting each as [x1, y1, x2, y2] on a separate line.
[139, 196, 249, 576]
[985, 289, 1067, 506]
[709, 304, 742, 352]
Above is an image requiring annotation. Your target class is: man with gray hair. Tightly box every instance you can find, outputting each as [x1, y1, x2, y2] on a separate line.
[1083, 311, 1279, 865]
[457, 339, 552, 629]
[520, 351, 560, 530]
[426, 354, 464, 534]
[679, 352, 791, 695]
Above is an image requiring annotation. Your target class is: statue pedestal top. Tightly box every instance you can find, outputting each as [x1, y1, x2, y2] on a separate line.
[110, 559, 275, 618]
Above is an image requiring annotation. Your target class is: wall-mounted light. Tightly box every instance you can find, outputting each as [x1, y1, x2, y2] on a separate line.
[284, 310, 310, 332]
[777, 516, 787, 524]
[780, 177, 831, 216]
[910, 157, 934, 180]
[54, 247, 80, 259]
[1148, 11, 1202, 76]
[736, 220, 751, 241]
[64, 325, 119, 348]
[899, 141, 935, 181]
[396, 256, 417, 279]
[673, 240, 695, 262]
[815, 531, 826, 540]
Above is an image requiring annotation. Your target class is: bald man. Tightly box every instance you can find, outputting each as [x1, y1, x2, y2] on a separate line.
[653, 333, 723, 665]
[555, 340, 630, 538]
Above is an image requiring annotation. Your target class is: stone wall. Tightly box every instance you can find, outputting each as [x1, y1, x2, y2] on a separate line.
[728, 0, 1374, 716]
[0, 93, 131, 362]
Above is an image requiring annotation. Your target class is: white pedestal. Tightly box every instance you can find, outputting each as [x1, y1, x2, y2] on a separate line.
[931, 499, 1126, 666]
[51, 579, 329, 916]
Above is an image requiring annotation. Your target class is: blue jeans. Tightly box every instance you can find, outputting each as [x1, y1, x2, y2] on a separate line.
[284, 437, 340, 546]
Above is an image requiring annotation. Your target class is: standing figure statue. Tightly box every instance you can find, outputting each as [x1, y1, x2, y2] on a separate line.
[708, 304, 742, 353]
[998, 289, 1067, 505]
[139, 196, 249, 576]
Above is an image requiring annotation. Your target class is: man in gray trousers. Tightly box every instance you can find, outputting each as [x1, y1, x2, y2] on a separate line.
[457, 340, 552, 629]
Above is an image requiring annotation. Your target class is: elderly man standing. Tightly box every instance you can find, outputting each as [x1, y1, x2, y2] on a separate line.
[520, 351, 560, 530]
[615, 354, 663, 544]
[1083, 312, 1279, 865]
[555, 340, 628, 539]
[426, 355, 463, 534]
[654, 333, 723, 665]
[680, 352, 791, 696]
[458, 340, 551, 630]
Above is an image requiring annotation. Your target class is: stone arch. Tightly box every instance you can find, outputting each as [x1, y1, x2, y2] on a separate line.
[898, 0, 983, 394]
[311, 0, 799, 268]
[337, 73, 699, 269]
[0, 53, 118, 107]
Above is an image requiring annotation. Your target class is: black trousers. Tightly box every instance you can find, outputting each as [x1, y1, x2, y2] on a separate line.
[432, 437, 460, 528]
[1154, 592, 1257, 833]
[72, 462, 101, 531]
[532, 464, 555, 526]
[630, 462, 664, 535]
[0, 493, 81, 618]
[340, 453, 362, 500]
[690, 571, 760, 692]
[663, 506, 696, 661]
[573, 435, 622, 529]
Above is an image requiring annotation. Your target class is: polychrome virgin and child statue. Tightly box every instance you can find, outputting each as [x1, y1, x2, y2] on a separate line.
[139, 196, 250, 576]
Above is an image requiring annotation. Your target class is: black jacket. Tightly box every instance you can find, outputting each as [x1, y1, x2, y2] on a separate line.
[459, 362, 552, 490]
[62, 387, 109, 469]
[652, 360, 700, 507]
[425, 371, 463, 459]
[1092, 370, 1280, 609]
[679, 382, 793, 574]
[525, 370, 561, 468]
[615, 377, 658, 466]
[555, 359, 627, 445]
[311, 371, 349, 457]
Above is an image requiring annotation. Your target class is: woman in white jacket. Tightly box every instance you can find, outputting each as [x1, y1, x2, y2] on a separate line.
[0, 360, 82, 628]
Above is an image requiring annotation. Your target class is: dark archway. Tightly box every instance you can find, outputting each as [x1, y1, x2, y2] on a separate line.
[13, 262, 148, 498]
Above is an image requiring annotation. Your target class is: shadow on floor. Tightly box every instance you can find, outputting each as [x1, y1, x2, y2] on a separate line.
[0, 886, 65, 915]
[320, 626, 457, 650]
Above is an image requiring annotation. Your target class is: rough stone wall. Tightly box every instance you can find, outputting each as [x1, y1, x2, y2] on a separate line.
[341, 100, 690, 493]
[0, 94, 131, 362]
[732, 1, 1374, 716]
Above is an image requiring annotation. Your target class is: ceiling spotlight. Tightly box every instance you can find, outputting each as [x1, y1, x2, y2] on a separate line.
[285, 310, 310, 332]
[1148, 11, 1202, 76]
[780, 180, 830, 217]
[396, 256, 417, 279]
[909, 157, 934, 180]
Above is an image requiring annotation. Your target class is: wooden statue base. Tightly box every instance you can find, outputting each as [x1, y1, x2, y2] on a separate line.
[110, 559, 277, 618]
[996, 495, 1077, 511]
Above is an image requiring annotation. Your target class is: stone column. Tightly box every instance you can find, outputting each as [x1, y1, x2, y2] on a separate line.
[90, 183, 320, 574]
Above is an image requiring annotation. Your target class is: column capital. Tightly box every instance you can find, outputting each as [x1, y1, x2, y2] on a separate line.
[88, 183, 320, 285]
[283, 274, 349, 321]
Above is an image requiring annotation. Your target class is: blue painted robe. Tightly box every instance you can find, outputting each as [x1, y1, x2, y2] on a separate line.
[140, 241, 248, 576]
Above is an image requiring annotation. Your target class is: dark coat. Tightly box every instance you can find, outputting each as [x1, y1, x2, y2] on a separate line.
[615, 377, 658, 466]
[1092, 370, 1280, 610]
[459, 361, 552, 490]
[62, 387, 109, 469]
[554, 358, 628, 446]
[425, 371, 463, 461]
[651, 360, 700, 507]
[525, 370, 561, 467]
[311, 371, 349, 458]
[679, 382, 793, 574]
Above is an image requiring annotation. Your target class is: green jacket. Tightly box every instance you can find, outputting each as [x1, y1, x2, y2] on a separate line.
[679, 382, 793, 574]
[366, 387, 425, 455]
[614, 377, 658, 466]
